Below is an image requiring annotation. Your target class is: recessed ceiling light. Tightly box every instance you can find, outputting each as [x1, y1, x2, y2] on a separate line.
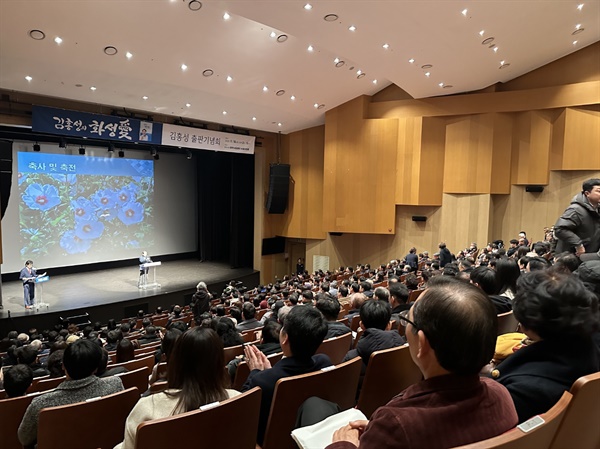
[314, 103, 319, 108]
[479, 30, 485, 36]
[438, 82, 444, 87]
[348, 25, 356, 31]
[90, 86, 96, 91]
[425, 72, 431, 77]
[576, 23, 582, 29]
[443, 84, 454, 89]
[493, 47, 499, 52]
[188, 0, 202, 11]
[324, 14, 338, 21]
[185, 103, 191, 107]
[263, 86, 268, 92]
[276, 34, 288, 43]
[482, 37, 495, 45]
[126, 52, 133, 59]
[461, 8, 468, 16]
[226, 75, 233, 82]
[382, 43, 389, 49]
[499, 61, 510, 69]
[334, 58, 340, 63]
[278, 123, 282, 127]
[25, 75, 32, 82]
[291, 95, 296, 100]
[357, 73, 365, 79]
[142, 95, 148, 100]
[573, 40, 578, 45]
[202, 69, 214, 77]
[572, 28, 585, 35]
[252, 117, 257, 121]
[304, 3, 312, 10]
[54, 36, 63, 44]
[181, 63, 188, 71]
[270, 31, 277, 38]
[223, 111, 227, 115]
[29, 29, 45, 40]
[104, 46, 118, 56]
[408, 58, 415, 63]
[276, 90, 285, 96]
[223, 12, 230, 20]
[307, 45, 314, 52]
[356, 70, 362, 75]
[577, 3, 584, 10]
[335, 60, 345, 68]
[489, 43, 496, 49]
[372, 79, 377, 84]
[317, 104, 325, 110]
[421, 64, 433, 69]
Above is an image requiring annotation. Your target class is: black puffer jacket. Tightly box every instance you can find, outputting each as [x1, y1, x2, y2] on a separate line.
[554, 193, 600, 254]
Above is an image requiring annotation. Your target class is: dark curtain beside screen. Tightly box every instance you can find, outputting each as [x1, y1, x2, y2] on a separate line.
[197, 151, 254, 268]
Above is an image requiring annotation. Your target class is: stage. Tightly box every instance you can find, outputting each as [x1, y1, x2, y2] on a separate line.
[0, 259, 259, 336]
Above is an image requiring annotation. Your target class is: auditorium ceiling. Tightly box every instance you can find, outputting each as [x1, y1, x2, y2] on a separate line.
[1, 0, 599, 133]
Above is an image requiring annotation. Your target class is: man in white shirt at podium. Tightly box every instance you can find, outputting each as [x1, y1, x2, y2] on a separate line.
[20, 260, 37, 309]
[138, 251, 152, 288]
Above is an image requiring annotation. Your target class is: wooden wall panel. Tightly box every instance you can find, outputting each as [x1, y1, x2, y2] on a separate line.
[490, 113, 512, 194]
[440, 194, 492, 252]
[323, 96, 398, 234]
[511, 111, 553, 185]
[561, 108, 600, 170]
[277, 126, 326, 240]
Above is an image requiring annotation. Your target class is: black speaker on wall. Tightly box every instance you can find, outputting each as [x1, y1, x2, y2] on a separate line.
[525, 185, 544, 193]
[266, 164, 290, 214]
[412, 215, 427, 222]
[0, 139, 13, 219]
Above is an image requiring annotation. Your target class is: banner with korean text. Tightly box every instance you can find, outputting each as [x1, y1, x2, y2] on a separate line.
[32, 105, 163, 145]
[161, 123, 255, 155]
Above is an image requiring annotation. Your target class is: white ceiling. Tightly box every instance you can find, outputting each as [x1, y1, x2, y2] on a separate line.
[1, 0, 599, 134]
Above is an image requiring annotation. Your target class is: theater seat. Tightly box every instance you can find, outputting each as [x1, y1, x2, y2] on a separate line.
[0, 392, 41, 449]
[316, 333, 352, 365]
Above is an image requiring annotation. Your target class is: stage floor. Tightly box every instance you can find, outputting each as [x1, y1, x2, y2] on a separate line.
[0, 260, 256, 319]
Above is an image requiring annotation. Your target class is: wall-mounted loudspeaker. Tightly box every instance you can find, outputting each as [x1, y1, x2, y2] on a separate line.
[266, 164, 290, 214]
[525, 185, 544, 193]
[329, 232, 343, 237]
[412, 216, 427, 222]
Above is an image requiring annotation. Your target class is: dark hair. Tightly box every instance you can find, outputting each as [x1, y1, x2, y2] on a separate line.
[514, 271, 599, 339]
[161, 329, 183, 362]
[215, 317, 243, 348]
[360, 300, 392, 330]
[528, 257, 551, 271]
[261, 319, 282, 344]
[412, 280, 497, 375]
[470, 266, 497, 295]
[166, 327, 229, 414]
[106, 330, 119, 344]
[15, 345, 38, 366]
[404, 273, 419, 290]
[120, 323, 130, 334]
[582, 178, 600, 193]
[495, 258, 521, 295]
[389, 282, 409, 304]
[373, 287, 390, 302]
[552, 252, 580, 274]
[4, 364, 34, 397]
[47, 349, 65, 378]
[229, 307, 242, 323]
[63, 339, 103, 379]
[316, 297, 341, 321]
[242, 302, 256, 320]
[282, 306, 327, 361]
[116, 338, 135, 363]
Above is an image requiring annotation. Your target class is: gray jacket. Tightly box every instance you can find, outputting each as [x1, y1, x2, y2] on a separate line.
[554, 193, 600, 254]
[18, 375, 123, 447]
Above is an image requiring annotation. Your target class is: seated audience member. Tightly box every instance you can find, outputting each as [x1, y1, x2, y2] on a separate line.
[115, 338, 137, 363]
[373, 287, 390, 303]
[470, 266, 512, 314]
[343, 300, 405, 373]
[18, 339, 123, 447]
[236, 302, 263, 332]
[404, 273, 420, 291]
[216, 317, 244, 350]
[96, 348, 128, 378]
[150, 328, 183, 384]
[242, 306, 331, 445]
[316, 297, 351, 339]
[494, 271, 600, 423]
[115, 327, 240, 449]
[104, 330, 120, 351]
[345, 293, 366, 321]
[326, 280, 518, 449]
[47, 349, 65, 378]
[229, 306, 243, 325]
[494, 258, 521, 299]
[15, 345, 49, 378]
[389, 283, 410, 323]
[4, 364, 34, 397]
[360, 281, 374, 298]
[526, 256, 551, 272]
[138, 325, 160, 343]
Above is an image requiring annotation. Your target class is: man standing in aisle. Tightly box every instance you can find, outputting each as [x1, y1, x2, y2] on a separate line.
[20, 260, 36, 309]
[554, 178, 600, 256]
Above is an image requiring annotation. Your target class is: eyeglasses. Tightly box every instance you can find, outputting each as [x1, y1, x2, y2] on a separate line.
[398, 314, 418, 329]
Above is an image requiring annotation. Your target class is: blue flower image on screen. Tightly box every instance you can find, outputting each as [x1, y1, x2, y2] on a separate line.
[18, 152, 154, 258]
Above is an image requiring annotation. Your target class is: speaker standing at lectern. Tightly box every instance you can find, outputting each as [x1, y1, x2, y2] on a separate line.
[20, 260, 37, 309]
[139, 251, 152, 288]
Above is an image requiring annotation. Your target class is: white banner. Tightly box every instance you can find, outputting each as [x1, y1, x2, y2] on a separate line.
[161, 123, 255, 155]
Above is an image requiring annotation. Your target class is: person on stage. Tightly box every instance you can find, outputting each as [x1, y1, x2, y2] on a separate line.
[138, 251, 152, 288]
[20, 260, 37, 310]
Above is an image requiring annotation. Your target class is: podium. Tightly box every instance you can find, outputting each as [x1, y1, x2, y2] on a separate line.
[139, 261, 161, 289]
[34, 274, 50, 309]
